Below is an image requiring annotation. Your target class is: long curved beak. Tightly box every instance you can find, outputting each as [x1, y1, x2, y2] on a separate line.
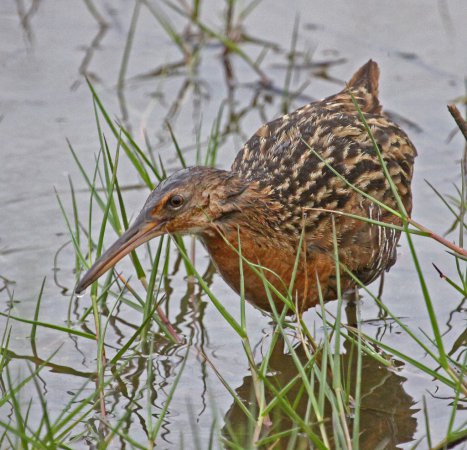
[75, 214, 165, 294]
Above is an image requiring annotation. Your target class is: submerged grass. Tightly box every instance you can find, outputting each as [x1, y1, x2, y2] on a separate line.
[1, 1, 466, 449]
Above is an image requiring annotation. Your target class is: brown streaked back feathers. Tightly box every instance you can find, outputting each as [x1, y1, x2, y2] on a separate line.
[229, 60, 417, 302]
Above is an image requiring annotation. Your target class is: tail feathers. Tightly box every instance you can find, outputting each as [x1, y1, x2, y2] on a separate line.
[346, 59, 381, 114]
[322, 60, 382, 115]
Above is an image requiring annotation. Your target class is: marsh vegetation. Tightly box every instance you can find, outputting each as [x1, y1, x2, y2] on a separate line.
[0, 1, 466, 448]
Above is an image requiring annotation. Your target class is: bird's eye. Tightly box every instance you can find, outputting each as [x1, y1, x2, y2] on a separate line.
[168, 194, 184, 209]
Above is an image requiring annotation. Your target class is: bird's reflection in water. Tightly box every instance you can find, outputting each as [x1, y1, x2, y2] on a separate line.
[223, 330, 418, 449]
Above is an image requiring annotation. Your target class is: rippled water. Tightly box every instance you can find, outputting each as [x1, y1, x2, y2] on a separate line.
[0, 1, 466, 448]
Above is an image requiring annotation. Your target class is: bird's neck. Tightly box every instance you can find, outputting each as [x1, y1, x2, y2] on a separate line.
[211, 177, 285, 233]
[199, 221, 295, 310]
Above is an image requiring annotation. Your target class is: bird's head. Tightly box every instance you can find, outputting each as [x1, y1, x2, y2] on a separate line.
[75, 166, 250, 294]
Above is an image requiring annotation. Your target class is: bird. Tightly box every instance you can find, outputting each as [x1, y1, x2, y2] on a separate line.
[75, 60, 417, 314]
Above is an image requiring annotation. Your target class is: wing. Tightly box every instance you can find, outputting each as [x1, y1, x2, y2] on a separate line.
[231, 62, 417, 283]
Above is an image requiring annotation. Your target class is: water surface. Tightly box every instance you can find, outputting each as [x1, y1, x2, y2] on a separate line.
[0, 1, 466, 448]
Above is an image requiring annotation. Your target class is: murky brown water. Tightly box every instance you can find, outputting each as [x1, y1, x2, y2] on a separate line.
[1, 1, 466, 448]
